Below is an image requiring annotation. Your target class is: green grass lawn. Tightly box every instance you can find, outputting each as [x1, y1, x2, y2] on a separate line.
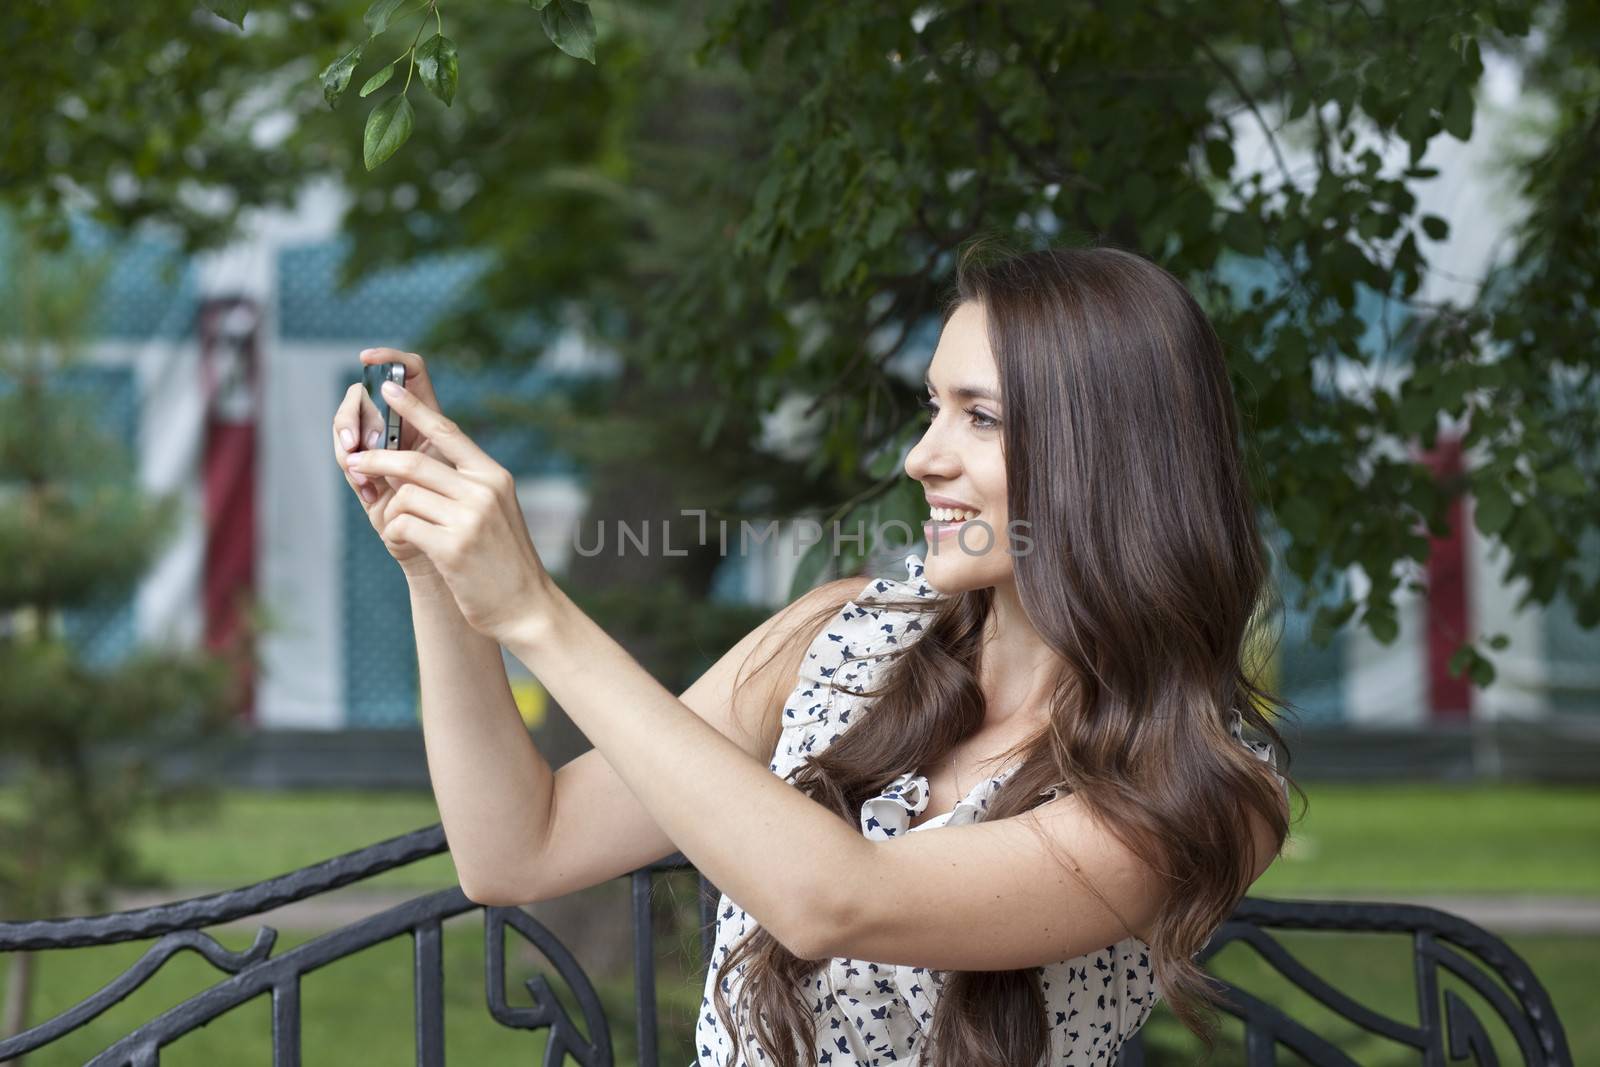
[63, 780, 1598, 898]
[1255, 781, 1600, 896]
[1, 781, 1595, 1063]
[112, 787, 466, 894]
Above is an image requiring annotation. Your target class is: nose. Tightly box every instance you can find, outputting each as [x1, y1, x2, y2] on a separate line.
[904, 416, 959, 484]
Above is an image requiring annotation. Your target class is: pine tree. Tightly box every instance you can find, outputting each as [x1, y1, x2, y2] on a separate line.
[0, 220, 253, 1052]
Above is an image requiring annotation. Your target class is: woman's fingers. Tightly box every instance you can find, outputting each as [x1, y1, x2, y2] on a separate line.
[360, 347, 440, 408]
[373, 382, 498, 473]
[381, 481, 458, 531]
[332, 384, 389, 501]
[356, 391, 386, 450]
[359, 347, 443, 453]
[339, 350, 466, 507]
[333, 383, 386, 452]
[332, 384, 373, 495]
[383, 512, 449, 560]
[346, 445, 470, 500]
[333, 382, 365, 454]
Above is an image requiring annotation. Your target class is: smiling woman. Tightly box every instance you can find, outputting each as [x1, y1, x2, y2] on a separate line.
[329, 242, 1297, 1067]
[696, 243, 1298, 1067]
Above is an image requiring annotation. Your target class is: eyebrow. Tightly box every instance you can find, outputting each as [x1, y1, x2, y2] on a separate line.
[924, 376, 1000, 403]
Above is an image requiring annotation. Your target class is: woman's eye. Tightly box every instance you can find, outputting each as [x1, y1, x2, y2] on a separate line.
[967, 408, 999, 430]
[918, 396, 998, 430]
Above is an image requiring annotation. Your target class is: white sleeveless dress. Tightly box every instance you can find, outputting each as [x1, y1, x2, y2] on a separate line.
[693, 553, 1286, 1066]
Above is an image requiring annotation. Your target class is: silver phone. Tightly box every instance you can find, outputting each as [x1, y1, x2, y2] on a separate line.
[361, 362, 406, 449]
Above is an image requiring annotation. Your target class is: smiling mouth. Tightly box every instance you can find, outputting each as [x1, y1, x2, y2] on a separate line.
[924, 510, 981, 538]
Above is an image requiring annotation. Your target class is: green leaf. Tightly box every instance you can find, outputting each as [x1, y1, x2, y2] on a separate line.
[1221, 211, 1265, 256]
[416, 34, 459, 107]
[364, 0, 408, 38]
[1473, 482, 1513, 536]
[1513, 502, 1557, 557]
[203, 1, 249, 28]
[1364, 605, 1399, 645]
[864, 205, 901, 250]
[1420, 214, 1449, 240]
[1493, 8, 1531, 35]
[358, 63, 395, 99]
[1441, 81, 1474, 140]
[1309, 599, 1357, 646]
[363, 93, 415, 171]
[528, 0, 554, 8]
[1541, 463, 1587, 497]
[319, 44, 364, 109]
[1203, 138, 1234, 180]
[1275, 495, 1321, 543]
[540, 0, 597, 64]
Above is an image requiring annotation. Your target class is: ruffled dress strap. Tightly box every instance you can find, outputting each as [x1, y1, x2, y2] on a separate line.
[768, 555, 944, 781]
[793, 552, 943, 693]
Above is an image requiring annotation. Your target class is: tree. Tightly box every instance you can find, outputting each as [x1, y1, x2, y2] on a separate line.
[643, 0, 1598, 685]
[0, 222, 250, 1052]
[4, 0, 1595, 694]
[292, 0, 1597, 685]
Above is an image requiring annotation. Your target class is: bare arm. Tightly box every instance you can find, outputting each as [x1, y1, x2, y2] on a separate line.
[408, 567, 554, 903]
[328, 345, 548, 901]
[470, 580, 877, 957]
[502, 578, 860, 905]
[404, 524, 860, 907]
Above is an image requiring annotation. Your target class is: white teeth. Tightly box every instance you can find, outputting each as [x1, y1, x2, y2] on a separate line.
[930, 506, 978, 523]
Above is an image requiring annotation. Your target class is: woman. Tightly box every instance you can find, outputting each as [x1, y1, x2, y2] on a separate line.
[331, 242, 1297, 1067]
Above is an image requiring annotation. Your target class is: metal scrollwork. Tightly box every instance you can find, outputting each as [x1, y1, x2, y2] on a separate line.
[0, 832, 1573, 1067]
[1112, 897, 1574, 1066]
[485, 903, 614, 1066]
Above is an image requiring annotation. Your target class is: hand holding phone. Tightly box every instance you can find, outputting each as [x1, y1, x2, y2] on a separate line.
[331, 347, 451, 577]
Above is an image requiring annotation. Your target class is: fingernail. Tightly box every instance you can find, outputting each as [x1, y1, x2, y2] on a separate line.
[381, 380, 402, 398]
[360, 348, 375, 357]
[340, 428, 354, 450]
[360, 485, 376, 503]
[367, 430, 381, 449]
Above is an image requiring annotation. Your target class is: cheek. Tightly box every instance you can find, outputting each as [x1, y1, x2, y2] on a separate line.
[979, 459, 1008, 519]
[978, 458, 1011, 546]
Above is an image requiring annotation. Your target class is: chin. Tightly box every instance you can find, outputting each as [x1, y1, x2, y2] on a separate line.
[922, 545, 1007, 591]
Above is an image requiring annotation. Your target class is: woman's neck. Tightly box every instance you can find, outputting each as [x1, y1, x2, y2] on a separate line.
[978, 578, 1064, 730]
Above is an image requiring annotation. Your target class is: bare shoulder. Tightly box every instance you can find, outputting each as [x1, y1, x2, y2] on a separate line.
[1244, 778, 1290, 885]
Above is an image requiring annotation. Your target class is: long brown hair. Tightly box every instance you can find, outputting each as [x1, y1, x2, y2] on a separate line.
[708, 241, 1303, 1066]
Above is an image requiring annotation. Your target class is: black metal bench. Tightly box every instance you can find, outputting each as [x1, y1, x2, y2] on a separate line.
[0, 824, 1573, 1066]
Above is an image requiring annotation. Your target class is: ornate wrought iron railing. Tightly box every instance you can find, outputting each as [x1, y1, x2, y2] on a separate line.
[0, 824, 1573, 1066]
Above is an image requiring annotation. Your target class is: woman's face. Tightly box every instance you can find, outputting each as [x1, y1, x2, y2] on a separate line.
[904, 300, 1015, 592]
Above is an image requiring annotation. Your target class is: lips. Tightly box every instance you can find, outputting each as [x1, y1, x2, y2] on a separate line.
[925, 494, 980, 512]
